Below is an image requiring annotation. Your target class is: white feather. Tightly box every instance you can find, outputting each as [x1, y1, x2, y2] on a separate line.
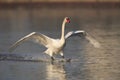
[65, 30, 101, 48]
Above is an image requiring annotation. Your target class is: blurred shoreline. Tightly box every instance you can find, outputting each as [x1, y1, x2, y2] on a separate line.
[0, 1, 120, 8]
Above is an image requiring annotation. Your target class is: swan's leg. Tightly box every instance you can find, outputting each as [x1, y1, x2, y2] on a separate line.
[49, 52, 55, 61]
[60, 52, 71, 62]
[51, 56, 55, 61]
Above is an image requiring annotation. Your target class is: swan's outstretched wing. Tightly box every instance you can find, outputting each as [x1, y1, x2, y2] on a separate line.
[65, 30, 101, 48]
[9, 32, 52, 52]
[65, 30, 85, 39]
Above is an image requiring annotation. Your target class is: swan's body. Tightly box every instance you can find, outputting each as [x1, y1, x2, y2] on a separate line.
[9, 17, 100, 60]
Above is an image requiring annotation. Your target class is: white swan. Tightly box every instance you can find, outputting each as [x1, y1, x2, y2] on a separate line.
[9, 17, 100, 60]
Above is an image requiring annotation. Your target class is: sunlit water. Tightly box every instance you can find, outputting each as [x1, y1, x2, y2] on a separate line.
[0, 6, 120, 80]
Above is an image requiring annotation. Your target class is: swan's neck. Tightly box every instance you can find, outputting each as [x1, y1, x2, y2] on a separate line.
[61, 21, 66, 40]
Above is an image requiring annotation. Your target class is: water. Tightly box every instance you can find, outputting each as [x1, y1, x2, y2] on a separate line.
[0, 5, 120, 80]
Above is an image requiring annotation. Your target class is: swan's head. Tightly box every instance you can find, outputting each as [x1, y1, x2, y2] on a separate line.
[65, 17, 70, 23]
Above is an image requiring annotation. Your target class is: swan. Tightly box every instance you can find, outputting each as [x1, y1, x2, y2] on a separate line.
[9, 17, 101, 61]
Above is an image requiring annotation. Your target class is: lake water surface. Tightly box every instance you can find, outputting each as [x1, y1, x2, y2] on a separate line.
[0, 5, 120, 80]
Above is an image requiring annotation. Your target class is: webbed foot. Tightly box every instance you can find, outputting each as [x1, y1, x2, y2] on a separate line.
[66, 58, 71, 62]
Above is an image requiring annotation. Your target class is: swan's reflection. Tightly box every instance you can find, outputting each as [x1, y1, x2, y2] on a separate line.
[46, 62, 67, 80]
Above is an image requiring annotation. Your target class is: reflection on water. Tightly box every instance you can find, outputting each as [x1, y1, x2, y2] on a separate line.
[46, 63, 66, 80]
[0, 5, 120, 80]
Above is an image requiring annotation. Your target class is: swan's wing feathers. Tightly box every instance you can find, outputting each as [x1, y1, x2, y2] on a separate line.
[85, 32, 101, 48]
[65, 31, 74, 39]
[65, 30, 85, 39]
[9, 32, 52, 52]
[65, 30, 101, 48]
[31, 32, 52, 46]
